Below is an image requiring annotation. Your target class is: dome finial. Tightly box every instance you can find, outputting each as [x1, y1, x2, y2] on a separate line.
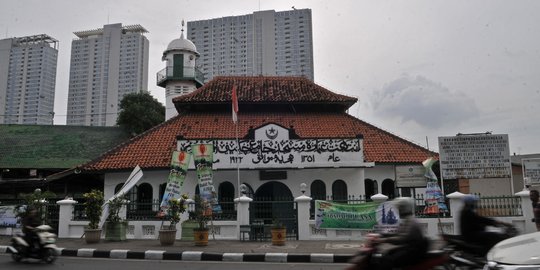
[180, 19, 185, 39]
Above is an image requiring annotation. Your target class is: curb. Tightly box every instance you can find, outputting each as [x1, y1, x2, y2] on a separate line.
[0, 246, 352, 263]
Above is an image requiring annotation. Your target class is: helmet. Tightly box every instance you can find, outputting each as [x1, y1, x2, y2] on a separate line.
[394, 197, 415, 217]
[463, 195, 479, 208]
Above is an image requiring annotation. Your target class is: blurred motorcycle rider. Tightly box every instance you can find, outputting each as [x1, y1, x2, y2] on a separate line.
[459, 195, 511, 255]
[22, 206, 41, 249]
[373, 197, 429, 270]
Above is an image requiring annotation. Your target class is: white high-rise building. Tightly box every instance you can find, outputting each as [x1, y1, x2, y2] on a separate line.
[187, 8, 314, 82]
[66, 23, 149, 126]
[0, 34, 58, 125]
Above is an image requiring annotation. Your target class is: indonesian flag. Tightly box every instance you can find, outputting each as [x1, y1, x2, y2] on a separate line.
[232, 85, 239, 123]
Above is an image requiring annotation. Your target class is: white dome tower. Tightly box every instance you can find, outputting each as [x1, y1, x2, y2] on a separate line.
[157, 20, 203, 120]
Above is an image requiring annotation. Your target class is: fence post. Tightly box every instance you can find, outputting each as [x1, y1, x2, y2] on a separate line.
[234, 194, 252, 240]
[516, 189, 535, 234]
[295, 194, 312, 240]
[56, 198, 77, 238]
[446, 192, 465, 235]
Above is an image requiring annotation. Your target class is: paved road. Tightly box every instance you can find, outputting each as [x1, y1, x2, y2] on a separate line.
[0, 254, 348, 270]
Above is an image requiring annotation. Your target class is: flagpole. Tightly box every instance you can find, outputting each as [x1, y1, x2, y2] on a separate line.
[236, 122, 240, 198]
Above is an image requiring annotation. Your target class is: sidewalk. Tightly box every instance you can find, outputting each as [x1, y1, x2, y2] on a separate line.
[0, 236, 360, 263]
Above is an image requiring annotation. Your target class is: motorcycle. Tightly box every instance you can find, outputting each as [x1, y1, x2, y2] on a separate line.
[8, 224, 58, 264]
[442, 223, 518, 269]
[346, 233, 450, 270]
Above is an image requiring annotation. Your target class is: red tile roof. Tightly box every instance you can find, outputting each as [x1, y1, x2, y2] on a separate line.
[82, 76, 436, 172]
[82, 112, 436, 171]
[173, 76, 357, 109]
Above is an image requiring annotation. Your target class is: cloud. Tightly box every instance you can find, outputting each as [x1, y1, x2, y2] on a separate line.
[371, 75, 479, 129]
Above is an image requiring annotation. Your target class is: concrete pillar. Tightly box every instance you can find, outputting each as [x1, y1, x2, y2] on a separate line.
[234, 195, 252, 240]
[295, 194, 312, 240]
[516, 189, 535, 234]
[56, 198, 78, 238]
[446, 192, 465, 234]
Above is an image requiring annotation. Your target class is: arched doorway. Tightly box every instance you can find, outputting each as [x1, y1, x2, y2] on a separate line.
[252, 181, 297, 239]
[382, 179, 395, 199]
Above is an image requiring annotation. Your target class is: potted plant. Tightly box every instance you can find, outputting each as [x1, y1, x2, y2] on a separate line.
[82, 189, 104, 244]
[158, 194, 188, 246]
[271, 218, 286, 246]
[192, 195, 211, 246]
[104, 196, 128, 241]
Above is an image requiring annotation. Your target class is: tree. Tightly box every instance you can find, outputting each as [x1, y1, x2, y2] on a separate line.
[117, 92, 165, 136]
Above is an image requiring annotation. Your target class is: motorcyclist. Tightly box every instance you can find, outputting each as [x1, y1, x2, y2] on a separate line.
[371, 197, 430, 270]
[459, 195, 511, 255]
[21, 206, 41, 250]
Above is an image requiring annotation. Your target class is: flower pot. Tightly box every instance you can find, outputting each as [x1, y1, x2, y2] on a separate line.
[84, 229, 102, 244]
[193, 229, 209, 246]
[105, 221, 127, 241]
[181, 220, 198, 240]
[271, 228, 286, 246]
[159, 229, 177, 246]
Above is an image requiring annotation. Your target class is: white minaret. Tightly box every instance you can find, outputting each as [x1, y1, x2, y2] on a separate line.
[157, 20, 203, 120]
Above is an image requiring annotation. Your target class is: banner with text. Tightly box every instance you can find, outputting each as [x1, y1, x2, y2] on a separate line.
[192, 144, 220, 214]
[315, 200, 399, 232]
[160, 151, 192, 211]
[0, 205, 18, 227]
[523, 158, 540, 185]
[438, 134, 511, 179]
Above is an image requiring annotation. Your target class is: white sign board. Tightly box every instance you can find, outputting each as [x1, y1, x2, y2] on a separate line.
[523, 158, 540, 185]
[395, 165, 427, 187]
[438, 134, 511, 179]
[178, 138, 371, 169]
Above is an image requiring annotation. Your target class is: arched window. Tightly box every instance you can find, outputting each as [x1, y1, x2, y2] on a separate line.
[310, 180, 326, 200]
[310, 180, 326, 218]
[332, 180, 348, 202]
[114, 183, 123, 194]
[364, 179, 375, 202]
[137, 183, 153, 211]
[382, 179, 395, 199]
[158, 183, 167, 202]
[218, 182, 235, 217]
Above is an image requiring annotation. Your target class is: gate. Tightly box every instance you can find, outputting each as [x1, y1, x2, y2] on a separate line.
[250, 198, 298, 240]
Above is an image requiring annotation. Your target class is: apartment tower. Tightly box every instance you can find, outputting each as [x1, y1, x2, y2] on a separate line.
[0, 34, 58, 125]
[187, 9, 314, 82]
[66, 23, 149, 126]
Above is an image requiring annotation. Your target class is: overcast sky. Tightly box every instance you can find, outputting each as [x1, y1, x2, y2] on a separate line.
[2, 0, 539, 154]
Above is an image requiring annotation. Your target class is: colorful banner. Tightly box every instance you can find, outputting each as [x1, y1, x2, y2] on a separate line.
[422, 157, 448, 214]
[192, 144, 221, 213]
[159, 151, 192, 211]
[315, 200, 399, 232]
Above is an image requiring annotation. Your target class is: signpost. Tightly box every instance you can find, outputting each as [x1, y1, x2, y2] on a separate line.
[395, 165, 426, 188]
[523, 158, 540, 186]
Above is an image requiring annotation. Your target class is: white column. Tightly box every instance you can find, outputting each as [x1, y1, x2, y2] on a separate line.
[516, 189, 535, 234]
[56, 198, 78, 238]
[446, 192, 465, 235]
[295, 194, 312, 240]
[234, 195, 252, 239]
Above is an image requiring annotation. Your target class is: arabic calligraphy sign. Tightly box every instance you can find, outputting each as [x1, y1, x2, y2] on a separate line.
[177, 138, 368, 169]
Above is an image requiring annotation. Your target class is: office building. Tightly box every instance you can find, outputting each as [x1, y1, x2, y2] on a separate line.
[0, 34, 58, 125]
[66, 23, 149, 126]
[187, 9, 314, 81]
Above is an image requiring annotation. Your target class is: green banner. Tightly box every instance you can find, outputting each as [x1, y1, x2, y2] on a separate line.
[192, 144, 219, 212]
[159, 151, 191, 210]
[315, 200, 399, 231]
